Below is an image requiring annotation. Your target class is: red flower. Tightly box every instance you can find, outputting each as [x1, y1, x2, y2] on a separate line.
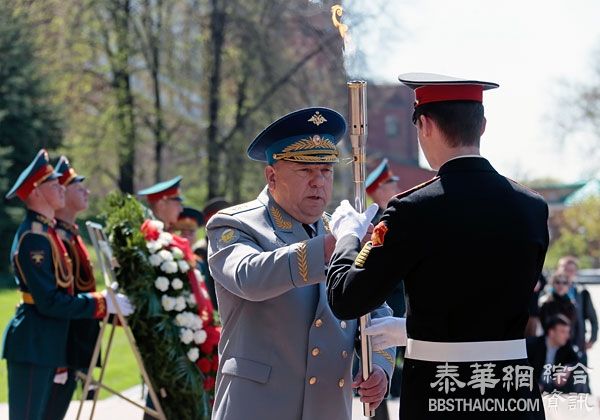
[203, 376, 216, 391]
[201, 341, 215, 354]
[211, 356, 219, 372]
[197, 358, 211, 373]
[204, 325, 220, 345]
[140, 219, 160, 241]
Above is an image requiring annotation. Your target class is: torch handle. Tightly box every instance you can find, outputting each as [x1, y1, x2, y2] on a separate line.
[347, 80, 374, 417]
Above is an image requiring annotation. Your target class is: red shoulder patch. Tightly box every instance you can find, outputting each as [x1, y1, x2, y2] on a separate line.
[392, 176, 440, 200]
[371, 222, 388, 247]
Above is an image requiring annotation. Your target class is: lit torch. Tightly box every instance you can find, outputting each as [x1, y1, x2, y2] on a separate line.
[332, 5, 374, 418]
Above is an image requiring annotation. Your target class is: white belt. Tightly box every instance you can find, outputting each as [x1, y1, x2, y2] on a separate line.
[405, 338, 527, 362]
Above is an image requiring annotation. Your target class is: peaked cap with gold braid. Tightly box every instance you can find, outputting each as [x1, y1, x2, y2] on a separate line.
[247, 107, 346, 164]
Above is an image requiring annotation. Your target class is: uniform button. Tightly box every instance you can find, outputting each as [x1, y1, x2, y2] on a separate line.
[338, 379, 345, 388]
[340, 321, 347, 329]
[309, 377, 317, 385]
[311, 347, 320, 356]
[314, 319, 323, 328]
[341, 350, 348, 359]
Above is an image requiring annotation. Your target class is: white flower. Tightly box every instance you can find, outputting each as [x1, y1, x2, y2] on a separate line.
[158, 232, 173, 244]
[180, 328, 194, 344]
[158, 249, 173, 261]
[193, 329, 207, 344]
[186, 294, 197, 306]
[154, 276, 170, 292]
[171, 247, 184, 260]
[175, 296, 187, 312]
[149, 220, 165, 232]
[161, 295, 176, 311]
[192, 314, 203, 330]
[149, 254, 163, 267]
[187, 347, 199, 362]
[146, 241, 162, 254]
[171, 278, 184, 290]
[178, 260, 190, 273]
[160, 261, 178, 274]
[175, 313, 185, 326]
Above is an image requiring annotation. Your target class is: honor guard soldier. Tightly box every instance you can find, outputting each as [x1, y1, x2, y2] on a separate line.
[365, 158, 400, 225]
[44, 156, 101, 419]
[327, 74, 549, 420]
[206, 108, 395, 420]
[1, 150, 133, 420]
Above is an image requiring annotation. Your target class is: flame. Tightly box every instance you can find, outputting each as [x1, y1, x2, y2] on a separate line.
[331, 5, 355, 56]
[331, 5, 348, 39]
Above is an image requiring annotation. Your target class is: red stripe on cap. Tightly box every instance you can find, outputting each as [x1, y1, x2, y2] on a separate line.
[146, 186, 180, 203]
[415, 84, 483, 106]
[58, 168, 77, 186]
[16, 165, 55, 201]
[366, 170, 393, 195]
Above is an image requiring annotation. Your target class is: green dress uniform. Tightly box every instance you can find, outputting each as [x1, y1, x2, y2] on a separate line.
[1, 150, 106, 420]
[43, 219, 101, 419]
[43, 156, 102, 419]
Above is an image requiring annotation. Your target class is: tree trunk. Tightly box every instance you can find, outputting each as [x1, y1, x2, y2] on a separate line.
[206, 0, 227, 199]
[111, 0, 136, 193]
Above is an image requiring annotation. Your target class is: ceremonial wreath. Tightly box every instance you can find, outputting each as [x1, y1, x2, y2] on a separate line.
[102, 193, 219, 419]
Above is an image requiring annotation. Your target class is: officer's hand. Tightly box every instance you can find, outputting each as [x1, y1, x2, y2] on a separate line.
[363, 317, 407, 350]
[330, 200, 378, 241]
[101, 290, 135, 316]
[352, 364, 388, 410]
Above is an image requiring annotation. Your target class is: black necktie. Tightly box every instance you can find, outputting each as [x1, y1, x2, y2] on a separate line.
[302, 223, 316, 238]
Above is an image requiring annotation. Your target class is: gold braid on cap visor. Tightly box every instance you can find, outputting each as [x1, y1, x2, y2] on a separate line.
[271, 135, 339, 163]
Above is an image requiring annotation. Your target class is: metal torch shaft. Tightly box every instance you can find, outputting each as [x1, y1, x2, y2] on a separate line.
[348, 80, 374, 418]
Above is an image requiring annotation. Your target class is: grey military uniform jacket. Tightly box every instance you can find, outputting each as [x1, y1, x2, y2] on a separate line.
[207, 187, 395, 420]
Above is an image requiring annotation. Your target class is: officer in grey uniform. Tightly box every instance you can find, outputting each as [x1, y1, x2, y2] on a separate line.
[207, 107, 395, 420]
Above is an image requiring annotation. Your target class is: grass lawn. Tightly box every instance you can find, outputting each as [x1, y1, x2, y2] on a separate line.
[0, 287, 140, 403]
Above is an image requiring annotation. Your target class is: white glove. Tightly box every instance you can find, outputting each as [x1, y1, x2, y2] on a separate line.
[53, 369, 68, 384]
[101, 290, 135, 316]
[363, 316, 407, 351]
[330, 200, 379, 241]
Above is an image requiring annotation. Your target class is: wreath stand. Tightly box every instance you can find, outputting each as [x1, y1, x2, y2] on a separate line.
[74, 221, 167, 420]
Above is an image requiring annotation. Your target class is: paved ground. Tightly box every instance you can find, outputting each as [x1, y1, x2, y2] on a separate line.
[2, 285, 600, 419]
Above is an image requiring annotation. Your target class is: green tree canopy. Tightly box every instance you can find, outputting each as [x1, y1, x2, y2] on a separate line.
[0, 0, 63, 278]
[547, 196, 600, 269]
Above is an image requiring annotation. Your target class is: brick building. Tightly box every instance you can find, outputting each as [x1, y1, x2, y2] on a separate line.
[366, 83, 435, 191]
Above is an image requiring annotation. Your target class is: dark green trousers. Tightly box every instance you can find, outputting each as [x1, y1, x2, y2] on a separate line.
[7, 361, 55, 420]
[44, 369, 78, 420]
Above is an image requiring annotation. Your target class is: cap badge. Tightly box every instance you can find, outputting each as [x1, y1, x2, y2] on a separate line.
[308, 111, 327, 126]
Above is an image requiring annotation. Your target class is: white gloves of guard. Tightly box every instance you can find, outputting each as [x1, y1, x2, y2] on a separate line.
[330, 200, 379, 241]
[363, 316, 407, 351]
[101, 290, 135, 316]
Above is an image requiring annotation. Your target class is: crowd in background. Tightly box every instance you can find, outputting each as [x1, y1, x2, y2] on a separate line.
[526, 256, 598, 394]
